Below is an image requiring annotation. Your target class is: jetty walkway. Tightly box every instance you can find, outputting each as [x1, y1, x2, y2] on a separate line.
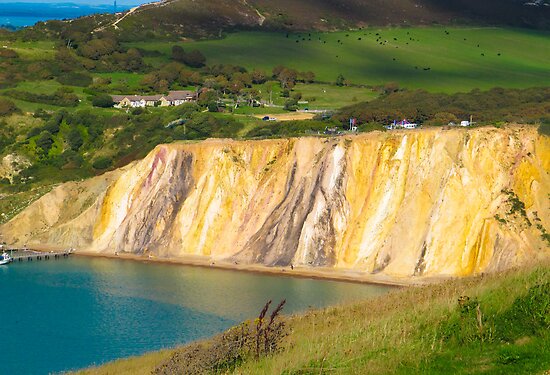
[5, 249, 73, 262]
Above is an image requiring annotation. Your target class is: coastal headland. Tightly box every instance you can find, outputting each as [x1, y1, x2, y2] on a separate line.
[2, 126, 549, 282]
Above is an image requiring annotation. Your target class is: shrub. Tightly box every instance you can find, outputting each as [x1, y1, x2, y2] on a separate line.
[92, 156, 113, 170]
[336, 74, 346, 86]
[538, 122, 550, 137]
[0, 98, 18, 116]
[36, 131, 54, 154]
[153, 300, 287, 374]
[207, 101, 218, 112]
[5, 89, 79, 107]
[67, 128, 83, 151]
[91, 94, 114, 108]
[0, 48, 18, 59]
[171, 46, 206, 68]
[56, 72, 93, 87]
[284, 98, 299, 111]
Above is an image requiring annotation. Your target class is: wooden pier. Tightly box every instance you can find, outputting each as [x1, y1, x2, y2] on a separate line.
[6, 249, 73, 263]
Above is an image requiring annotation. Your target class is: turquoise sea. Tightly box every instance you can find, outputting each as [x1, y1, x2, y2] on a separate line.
[1, 256, 393, 374]
[0, 1, 148, 29]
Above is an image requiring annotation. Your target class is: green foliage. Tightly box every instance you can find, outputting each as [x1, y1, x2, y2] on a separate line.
[336, 74, 346, 87]
[494, 283, 550, 341]
[337, 87, 550, 126]
[36, 130, 54, 154]
[5, 88, 80, 107]
[245, 120, 330, 138]
[90, 94, 114, 108]
[175, 113, 243, 139]
[501, 189, 531, 226]
[171, 45, 206, 68]
[283, 98, 298, 111]
[78, 38, 118, 60]
[67, 128, 83, 151]
[538, 121, 550, 137]
[0, 98, 18, 116]
[125, 28, 550, 92]
[207, 101, 218, 112]
[153, 300, 287, 374]
[56, 72, 93, 87]
[92, 156, 113, 170]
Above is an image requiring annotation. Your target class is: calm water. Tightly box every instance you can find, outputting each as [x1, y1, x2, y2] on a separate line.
[0, 1, 148, 28]
[1, 256, 392, 374]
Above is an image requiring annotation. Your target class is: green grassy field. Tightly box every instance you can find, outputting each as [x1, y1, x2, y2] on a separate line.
[1, 40, 57, 60]
[294, 83, 378, 109]
[127, 27, 550, 92]
[0, 80, 91, 112]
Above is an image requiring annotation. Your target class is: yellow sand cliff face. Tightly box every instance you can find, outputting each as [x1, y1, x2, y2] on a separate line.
[2, 126, 549, 278]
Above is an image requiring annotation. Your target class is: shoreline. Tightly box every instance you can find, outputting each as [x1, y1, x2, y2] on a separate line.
[69, 250, 444, 287]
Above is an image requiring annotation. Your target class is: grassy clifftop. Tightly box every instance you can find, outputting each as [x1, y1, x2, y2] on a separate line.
[28, 0, 550, 40]
[79, 262, 550, 374]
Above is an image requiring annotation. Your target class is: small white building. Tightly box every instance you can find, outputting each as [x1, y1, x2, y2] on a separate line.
[386, 119, 419, 130]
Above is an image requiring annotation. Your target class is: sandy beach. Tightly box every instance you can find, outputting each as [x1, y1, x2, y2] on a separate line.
[49, 249, 450, 287]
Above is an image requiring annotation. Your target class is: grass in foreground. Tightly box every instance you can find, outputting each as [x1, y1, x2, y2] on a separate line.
[78, 262, 550, 374]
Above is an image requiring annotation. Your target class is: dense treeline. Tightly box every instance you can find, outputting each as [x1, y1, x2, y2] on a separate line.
[336, 87, 550, 126]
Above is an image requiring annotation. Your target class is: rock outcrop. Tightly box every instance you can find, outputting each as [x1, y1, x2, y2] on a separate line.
[2, 126, 548, 278]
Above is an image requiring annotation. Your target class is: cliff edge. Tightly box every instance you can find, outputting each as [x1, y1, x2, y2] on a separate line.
[2, 126, 548, 279]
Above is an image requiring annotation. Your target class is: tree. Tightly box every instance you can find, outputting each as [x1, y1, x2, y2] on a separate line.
[430, 112, 458, 126]
[183, 50, 206, 68]
[67, 128, 83, 150]
[92, 156, 113, 170]
[336, 74, 346, 87]
[36, 131, 54, 154]
[198, 90, 218, 106]
[272, 65, 285, 78]
[171, 45, 186, 62]
[251, 69, 267, 84]
[300, 71, 316, 83]
[207, 101, 219, 112]
[91, 94, 114, 108]
[284, 98, 299, 111]
[78, 38, 118, 60]
[278, 68, 298, 89]
[179, 70, 202, 86]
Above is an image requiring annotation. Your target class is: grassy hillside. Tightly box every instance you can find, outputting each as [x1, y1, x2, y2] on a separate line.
[78, 262, 550, 374]
[128, 27, 550, 92]
[31, 0, 550, 40]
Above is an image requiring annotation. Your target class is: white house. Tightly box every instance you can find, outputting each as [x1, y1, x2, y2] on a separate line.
[112, 91, 197, 108]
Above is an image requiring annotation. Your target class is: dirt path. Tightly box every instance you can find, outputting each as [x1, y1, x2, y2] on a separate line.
[253, 112, 317, 121]
[94, 0, 174, 33]
[241, 0, 266, 25]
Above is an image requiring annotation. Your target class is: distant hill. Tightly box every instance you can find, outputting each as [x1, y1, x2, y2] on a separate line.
[30, 0, 550, 40]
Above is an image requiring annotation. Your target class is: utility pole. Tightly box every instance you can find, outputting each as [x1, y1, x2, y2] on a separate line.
[114, 0, 117, 13]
